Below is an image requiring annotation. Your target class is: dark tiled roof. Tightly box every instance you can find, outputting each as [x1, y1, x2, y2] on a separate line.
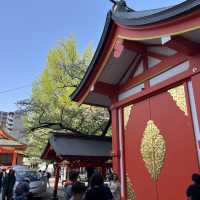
[113, 6, 172, 20]
[42, 132, 112, 159]
[112, 0, 200, 26]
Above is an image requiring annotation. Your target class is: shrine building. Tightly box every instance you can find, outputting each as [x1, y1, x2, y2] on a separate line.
[41, 131, 112, 198]
[0, 130, 26, 168]
[72, 0, 200, 199]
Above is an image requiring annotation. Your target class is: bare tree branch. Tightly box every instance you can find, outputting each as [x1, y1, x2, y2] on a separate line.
[30, 122, 86, 135]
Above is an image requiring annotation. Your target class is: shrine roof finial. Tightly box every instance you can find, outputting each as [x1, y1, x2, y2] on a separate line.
[110, 0, 133, 12]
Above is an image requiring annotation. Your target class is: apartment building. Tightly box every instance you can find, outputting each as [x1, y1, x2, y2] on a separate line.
[0, 111, 25, 141]
[0, 111, 8, 128]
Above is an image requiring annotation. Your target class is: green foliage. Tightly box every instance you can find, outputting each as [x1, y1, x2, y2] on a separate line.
[25, 129, 50, 157]
[19, 37, 110, 158]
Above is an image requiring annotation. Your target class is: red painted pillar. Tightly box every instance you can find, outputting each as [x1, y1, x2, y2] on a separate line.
[12, 150, 17, 166]
[53, 163, 61, 199]
[111, 108, 120, 175]
[118, 108, 126, 200]
[188, 56, 200, 169]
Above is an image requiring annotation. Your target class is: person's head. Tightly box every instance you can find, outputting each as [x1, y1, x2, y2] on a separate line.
[112, 173, 119, 182]
[69, 171, 79, 183]
[90, 172, 104, 188]
[71, 182, 85, 200]
[9, 169, 15, 176]
[23, 177, 30, 184]
[192, 173, 200, 185]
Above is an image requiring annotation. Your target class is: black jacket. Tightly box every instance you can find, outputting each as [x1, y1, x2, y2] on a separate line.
[187, 184, 200, 200]
[2, 173, 16, 194]
[84, 185, 113, 200]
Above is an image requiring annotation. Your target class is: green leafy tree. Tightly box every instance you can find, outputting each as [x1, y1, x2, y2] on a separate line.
[18, 37, 111, 157]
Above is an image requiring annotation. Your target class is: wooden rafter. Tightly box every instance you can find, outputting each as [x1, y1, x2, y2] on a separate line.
[118, 53, 187, 93]
[123, 40, 146, 53]
[148, 51, 167, 60]
[128, 54, 143, 79]
[117, 53, 140, 84]
[164, 36, 200, 56]
[94, 82, 117, 96]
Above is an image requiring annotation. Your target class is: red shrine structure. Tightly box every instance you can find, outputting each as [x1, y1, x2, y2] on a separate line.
[72, 0, 200, 199]
[41, 131, 112, 168]
[41, 131, 112, 198]
[0, 130, 26, 168]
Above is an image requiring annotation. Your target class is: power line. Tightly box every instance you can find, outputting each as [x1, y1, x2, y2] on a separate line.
[0, 74, 74, 95]
[0, 78, 64, 95]
[0, 84, 32, 95]
[0, 76, 57, 95]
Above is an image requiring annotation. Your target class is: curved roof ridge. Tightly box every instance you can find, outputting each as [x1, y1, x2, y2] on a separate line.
[0, 130, 17, 141]
[112, 6, 173, 20]
[0, 130, 27, 148]
[132, 6, 172, 12]
[115, 5, 172, 14]
[112, 0, 200, 26]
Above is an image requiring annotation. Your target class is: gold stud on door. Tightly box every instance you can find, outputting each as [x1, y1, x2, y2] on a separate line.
[140, 120, 166, 181]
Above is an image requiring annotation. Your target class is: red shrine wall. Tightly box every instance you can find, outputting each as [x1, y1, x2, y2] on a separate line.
[111, 55, 200, 200]
[0, 149, 21, 167]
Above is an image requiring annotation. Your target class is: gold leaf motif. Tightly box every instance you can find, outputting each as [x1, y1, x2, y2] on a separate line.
[140, 120, 166, 181]
[168, 85, 188, 116]
[123, 105, 133, 129]
[126, 175, 136, 200]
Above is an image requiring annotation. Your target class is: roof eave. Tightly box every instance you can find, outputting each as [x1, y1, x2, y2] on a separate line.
[71, 11, 113, 102]
[71, 0, 200, 106]
[40, 141, 51, 159]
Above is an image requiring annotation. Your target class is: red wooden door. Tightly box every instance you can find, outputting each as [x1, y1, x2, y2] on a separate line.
[123, 83, 199, 200]
[124, 99, 158, 200]
[150, 84, 199, 200]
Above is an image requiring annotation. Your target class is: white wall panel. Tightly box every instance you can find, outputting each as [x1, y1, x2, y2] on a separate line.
[150, 61, 189, 86]
[118, 83, 144, 101]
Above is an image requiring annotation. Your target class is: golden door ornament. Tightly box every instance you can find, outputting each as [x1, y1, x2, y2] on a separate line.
[126, 175, 136, 200]
[140, 120, 166, 181]
[123, 105, 133, 129]
[168, 85, 188, 116]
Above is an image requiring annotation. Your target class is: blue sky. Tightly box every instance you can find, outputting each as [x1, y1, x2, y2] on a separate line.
[0, 0, 184, 111]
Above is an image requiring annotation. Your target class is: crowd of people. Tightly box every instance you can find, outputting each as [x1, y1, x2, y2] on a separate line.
[0, 169, 16, 200]
[63, 171, 120, 200]
[0, 168, 31, 200]
[0, 166, 200, 200]
[63, 171, 200, 200]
